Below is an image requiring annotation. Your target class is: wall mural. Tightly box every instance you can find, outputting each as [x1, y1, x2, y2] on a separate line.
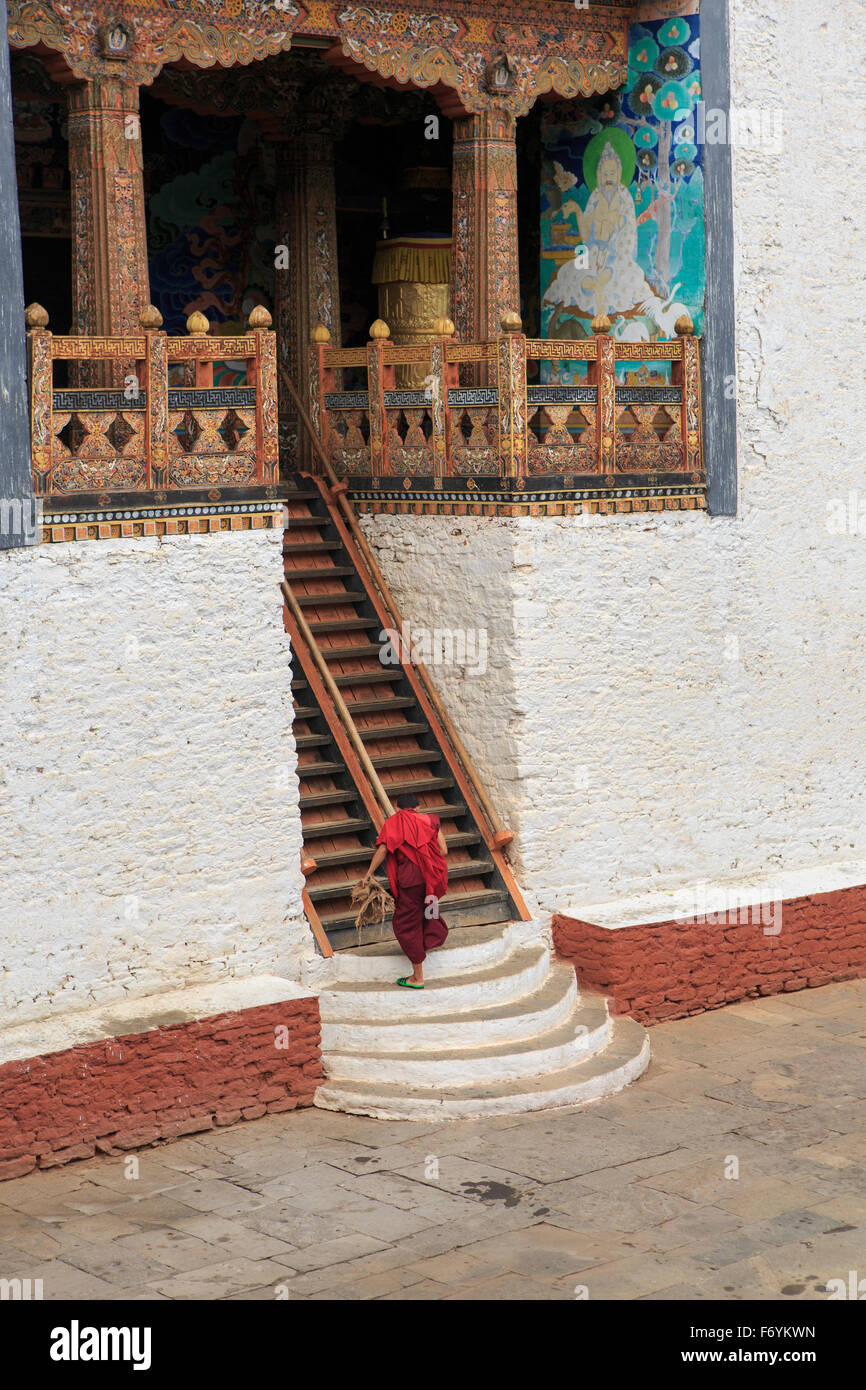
[540, 8, 704, 382]
[145, 105, 277, 382]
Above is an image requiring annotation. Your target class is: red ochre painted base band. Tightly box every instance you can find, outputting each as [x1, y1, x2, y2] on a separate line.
[0, 997, 322, 1181]
[553, 882, 866, 1025]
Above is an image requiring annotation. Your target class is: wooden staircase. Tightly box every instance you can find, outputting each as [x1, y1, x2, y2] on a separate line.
[281, 473, 529, 952]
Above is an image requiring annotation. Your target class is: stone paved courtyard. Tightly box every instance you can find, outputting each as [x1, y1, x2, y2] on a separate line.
[1, 979, 864, 1302]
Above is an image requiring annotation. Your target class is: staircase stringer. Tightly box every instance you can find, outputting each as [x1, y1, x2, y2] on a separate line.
[302, 473, 532, 923]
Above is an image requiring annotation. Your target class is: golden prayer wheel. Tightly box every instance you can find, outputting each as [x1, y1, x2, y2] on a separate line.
[371, 236, 452, 389]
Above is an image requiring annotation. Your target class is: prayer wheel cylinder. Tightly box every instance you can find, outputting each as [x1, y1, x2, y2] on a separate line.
[372, 236, 452, 389]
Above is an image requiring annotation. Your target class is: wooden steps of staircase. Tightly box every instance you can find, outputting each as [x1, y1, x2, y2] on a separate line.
[369, 749, 440, 768]
[317, 643, 387, 661]
[311, 832, 479, 870]
[307, 858, 494, 901]
[299, 789, 361, 810]
[308, 617, 380, 634]
[284, 566, 357, 581]
[283, 540, 343, 555]
[317, 889, 514, 945]
[380, 775, 454, 795]
[344, 695, 416, 714]
[302, 816, 372, 839]
[297, 761, 352, 779]
[331, 669, 401, 687]
[280, 469, 526, 950]
[356, 722, 429, 740]
[295, 590, 366, 608]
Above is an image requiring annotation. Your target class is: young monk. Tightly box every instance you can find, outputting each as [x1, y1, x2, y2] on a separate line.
[361, 792, 449, 988]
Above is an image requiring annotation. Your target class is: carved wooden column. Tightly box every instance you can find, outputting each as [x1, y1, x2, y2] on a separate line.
[67, 77, 149, 380]
[276, 131, 341, 468]
[451, 110, 520, 345]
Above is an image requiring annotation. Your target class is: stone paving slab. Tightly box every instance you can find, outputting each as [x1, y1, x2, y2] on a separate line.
[0, 978, 863, 1302]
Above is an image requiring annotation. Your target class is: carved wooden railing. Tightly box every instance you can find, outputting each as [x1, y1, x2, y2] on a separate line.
[310, 311, 704, 486]
[26, 304, 279, 500]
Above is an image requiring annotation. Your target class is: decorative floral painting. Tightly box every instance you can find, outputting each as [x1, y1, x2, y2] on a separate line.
[540, 8, 704, 382]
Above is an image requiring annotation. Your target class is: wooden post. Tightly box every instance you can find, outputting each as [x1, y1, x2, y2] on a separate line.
[67, 77, 150, 386]
[451, 112, 519, 346]
[367, 318, 391, 479]
[592, 313, 616, 476]
[140, 304, 166, 493]
[308, 323, 332, 476]
[674, 313, 703, 479]
[276, 128, 342, 469]
[430, 316, 454, 484]
[249, 305, 278, 485]
[25, 304, 52, 498]
[186, 311, 212, 388]
[496, 311, 527, 485]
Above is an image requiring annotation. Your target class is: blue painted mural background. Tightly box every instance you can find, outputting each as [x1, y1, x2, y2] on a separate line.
[146, 106, 276, 365]
[540, 11, 704, 382]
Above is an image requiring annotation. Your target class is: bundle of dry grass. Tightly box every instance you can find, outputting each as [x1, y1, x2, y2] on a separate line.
[350, 877, 394, 945]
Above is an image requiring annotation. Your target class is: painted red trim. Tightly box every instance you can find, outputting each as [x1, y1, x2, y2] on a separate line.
[0, 996, 322, 1180]
[553, 881, 866, 1025]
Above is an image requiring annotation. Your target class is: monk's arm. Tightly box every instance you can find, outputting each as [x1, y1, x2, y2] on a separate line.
[363, 843, 387, 882]
[437, 829, 448, 856]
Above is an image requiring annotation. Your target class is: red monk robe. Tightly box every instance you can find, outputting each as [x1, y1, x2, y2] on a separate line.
[376, 808, 449, 965]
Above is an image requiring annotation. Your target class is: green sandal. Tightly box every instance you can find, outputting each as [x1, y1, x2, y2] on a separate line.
[396, 977, 424, 989]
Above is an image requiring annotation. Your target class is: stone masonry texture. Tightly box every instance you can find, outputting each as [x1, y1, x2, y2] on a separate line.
[553, 884, 866, 1024]
[0, 997, 323, 1180]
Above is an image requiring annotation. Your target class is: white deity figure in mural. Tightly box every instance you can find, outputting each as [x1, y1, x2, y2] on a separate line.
[544, 141, 653, 322]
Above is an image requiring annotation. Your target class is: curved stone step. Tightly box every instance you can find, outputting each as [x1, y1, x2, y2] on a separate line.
[323, 993, 611, 1086]
[302, 922, 515, 987]
[317, 942, 550, 1021]
[320, 961, 578, 1053]
[314, 1015, 651, 1120]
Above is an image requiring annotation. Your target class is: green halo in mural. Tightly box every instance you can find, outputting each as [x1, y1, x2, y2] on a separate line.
[583, 127, 637, 191]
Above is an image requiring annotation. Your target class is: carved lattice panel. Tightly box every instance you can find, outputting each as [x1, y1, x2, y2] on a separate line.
[451, 407, 499, 475]
[330, 409, 370, 475]
[51, 409, 146, 491]
[167, 407, 257, 486]
[388, 407, 434, 475]
[615, 405, 683, 472]
[528, 404, 598, 475]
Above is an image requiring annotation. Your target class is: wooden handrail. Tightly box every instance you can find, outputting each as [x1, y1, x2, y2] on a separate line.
[301, 883, 333, 958]
[279, 363, 514, 849]
[280, 577, 394, 822]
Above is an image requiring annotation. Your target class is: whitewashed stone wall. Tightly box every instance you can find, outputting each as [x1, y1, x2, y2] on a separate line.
[360, 0, 866, 917]
[0, 527, 310, 1030]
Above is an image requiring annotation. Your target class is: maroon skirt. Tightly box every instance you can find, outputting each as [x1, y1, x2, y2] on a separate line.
[391, 881, 448, 965]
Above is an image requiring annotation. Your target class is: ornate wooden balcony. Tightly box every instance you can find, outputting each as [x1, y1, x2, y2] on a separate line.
[26, 304, 279, 512]
[310, 313, 705, 517]
[25, 305, 705, 522]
